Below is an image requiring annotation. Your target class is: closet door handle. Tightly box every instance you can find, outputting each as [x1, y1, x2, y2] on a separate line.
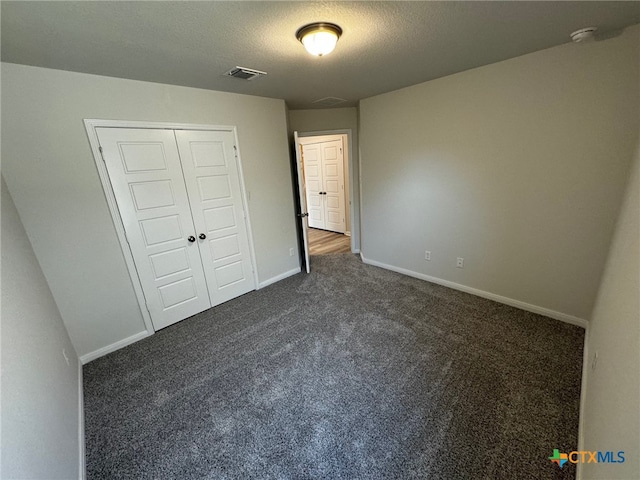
[187, 236, 196, 243]
[199, 233, 207, 240]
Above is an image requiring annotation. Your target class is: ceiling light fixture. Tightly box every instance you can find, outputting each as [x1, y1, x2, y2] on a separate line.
[296, 22, 342, 57]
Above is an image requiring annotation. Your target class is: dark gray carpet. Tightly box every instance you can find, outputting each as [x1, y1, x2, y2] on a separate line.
[84, 254, 584, 479]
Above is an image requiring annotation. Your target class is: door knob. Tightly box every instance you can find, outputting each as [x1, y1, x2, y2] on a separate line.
[199, 233, 207, 240]
[188, 236, 196, 243]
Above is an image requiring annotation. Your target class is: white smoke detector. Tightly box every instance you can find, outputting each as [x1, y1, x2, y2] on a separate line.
[570, 27, 598, 43]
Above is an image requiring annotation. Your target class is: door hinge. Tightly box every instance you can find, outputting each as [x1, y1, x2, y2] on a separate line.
[233, 145, 238, 157]
[98, 146, 105, 161]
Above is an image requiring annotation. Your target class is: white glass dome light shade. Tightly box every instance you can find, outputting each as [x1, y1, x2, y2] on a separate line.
[302, 30, 338, 56]
[296, 23, 343, 57]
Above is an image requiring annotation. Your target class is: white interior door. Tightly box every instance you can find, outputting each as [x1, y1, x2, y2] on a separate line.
[302, 143, 324, 230]
[320, 139, 346, 233]
[96, 128, 211, 330]
[175, 129, 256, 305]
[294, 131, 310, 274]
[300, 136, 346, 233]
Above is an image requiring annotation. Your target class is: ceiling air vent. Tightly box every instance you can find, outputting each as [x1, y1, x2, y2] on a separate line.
[224, 66, 267, 81]
[312, 96, 347, 107]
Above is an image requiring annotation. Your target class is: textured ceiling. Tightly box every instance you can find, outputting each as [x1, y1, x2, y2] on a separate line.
[2, 1, 639, 109]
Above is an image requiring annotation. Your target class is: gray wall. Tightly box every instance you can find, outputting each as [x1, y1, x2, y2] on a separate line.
[1, 177, 81, 479]
[1, 63, 299, 359]
[359, 25, 639, 321]
[288, 107, 360, 249]
[581, 140, 639, 479]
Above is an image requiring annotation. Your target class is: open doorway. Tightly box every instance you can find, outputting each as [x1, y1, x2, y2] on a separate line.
[308, 227, 351, 255]
[294, 130, 355, 270]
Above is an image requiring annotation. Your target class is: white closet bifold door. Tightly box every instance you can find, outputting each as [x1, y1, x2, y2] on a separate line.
[303, 138, 345, 233]
[96, 127, 256, 331]
[96, 127, 211, 330]
[320, 139, 346, 233]
[302, 142, 325, 230]
[175, 129, 256, 307]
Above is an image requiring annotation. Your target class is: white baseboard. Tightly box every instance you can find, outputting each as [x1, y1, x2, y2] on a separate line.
[359, 253, 588, 329]
[576, 327, 590, 480]
[79, 268, 303, 364]
[77, 361, 85, 480]
[258, 267, 301, 289]
[79, 330, 151, 365]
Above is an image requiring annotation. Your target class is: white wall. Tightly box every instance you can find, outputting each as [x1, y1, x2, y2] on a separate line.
[359, 25, 639, 321]
[289, 107, 360, 248]
[1, 177, 82, 479]
[580, 140, 639, 480]
[1, 63, 299, 358]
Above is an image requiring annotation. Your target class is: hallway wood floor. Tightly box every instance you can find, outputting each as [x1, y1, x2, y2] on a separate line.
[308, 228, 351, 255]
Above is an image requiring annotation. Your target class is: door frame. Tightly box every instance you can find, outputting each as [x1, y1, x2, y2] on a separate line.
[84, 119, 259, 334]
[298, 135, 346, 233]
[296, 129, 359, 253]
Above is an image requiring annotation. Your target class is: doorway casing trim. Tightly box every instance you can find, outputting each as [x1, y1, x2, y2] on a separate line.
[296, 129, 359, 254]
[83, 119, 259, 360]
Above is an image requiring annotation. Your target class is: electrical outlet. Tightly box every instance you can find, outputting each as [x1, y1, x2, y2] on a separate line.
[425, 250, 431, 261]
[289, 248, 295, 257]
[456, 257, 464, 268]
[592, 351, 598, 371]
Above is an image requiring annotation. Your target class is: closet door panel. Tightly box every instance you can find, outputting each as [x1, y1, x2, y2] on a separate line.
[321, 139, 346, 233]
[96, 128, 212, 330]
[301, 137, 345, 233]
[301, 143, 324, 229]
[175, 130, 256, 306]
